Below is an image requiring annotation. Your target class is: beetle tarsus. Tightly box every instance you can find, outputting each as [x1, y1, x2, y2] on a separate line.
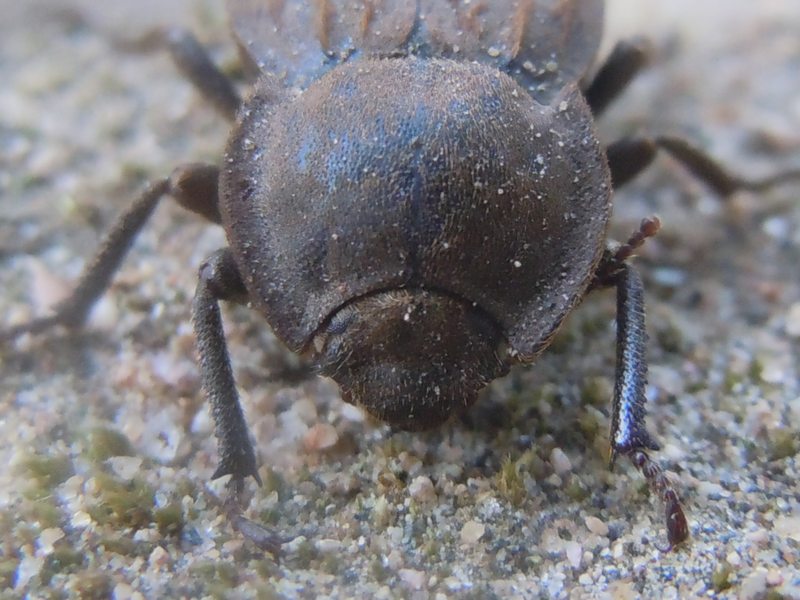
[231, 513, 284, 558]
[222, 481, 283, 558]
[627, 449, 690, 551]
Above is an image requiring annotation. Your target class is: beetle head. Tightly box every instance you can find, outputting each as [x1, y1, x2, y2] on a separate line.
[312, 290, 508, 430]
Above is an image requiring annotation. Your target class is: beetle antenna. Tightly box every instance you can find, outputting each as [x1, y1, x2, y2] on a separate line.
[591, 216, 661, 289]
[614, 216, 661, 264]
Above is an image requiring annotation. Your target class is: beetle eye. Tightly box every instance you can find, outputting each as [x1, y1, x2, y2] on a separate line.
[327, 309, 355, 335]
[311, 307, 357, 357]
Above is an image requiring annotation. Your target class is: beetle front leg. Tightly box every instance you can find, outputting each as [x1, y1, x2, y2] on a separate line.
[604, 262, 690, 550]
[192, 248, 286, 555]
[192, 248, 259, 489]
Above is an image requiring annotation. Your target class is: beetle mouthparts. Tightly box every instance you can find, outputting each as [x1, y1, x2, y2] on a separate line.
[313, 289, 509, 430]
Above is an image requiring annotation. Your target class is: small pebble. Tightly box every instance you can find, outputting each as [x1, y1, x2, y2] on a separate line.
[29, 259, 70, 313]
[739, 571, 768, 600]
[408, 475, 437, 503]
[585, 516, 609, 536]
[284, 536, 309, 556]
[113, 583, 146, 600]
[550, 448, 572, 475]
[107, 456, 143, 481]
[460, 520, 485, 545]
[291, 398, 318, 424]
[37, 528, 64, 555]
[340, 403, 365, 422]
[651, 266, 687, 288]
[386, 549, 403, 570]
[746, 529, 770, 547]
[612, 542, 625, 559]
[773, 515, 800, 541]
[444, 576, 464, 591]
[399, 568, 426, 590]
[786, 302, 800, 337]
[14, 554, 44, 591]
[315, 539, 342, 554]
[71, 511, 92, 528]
[303, 423, 339, 451]
[148, 546, 170, 568]
[766, 570, 783, 587]
[565, 541, 582, 568]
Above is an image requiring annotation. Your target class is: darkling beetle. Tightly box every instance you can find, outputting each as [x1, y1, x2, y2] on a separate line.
[5, 0, 799, 553]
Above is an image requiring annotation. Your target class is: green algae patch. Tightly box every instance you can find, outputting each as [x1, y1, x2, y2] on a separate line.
[23, 498, 63, 529]
[88, 472, 154, 529]
[71, 570, 114, 600]
[768, 429, 798, 461]
[86, 427, 136, 462]
[18, 454, 74, 489]
[712, 562, 733, 593]
[154, 503, 185, 536]
[190, 560, 239, 584]
[495, 455, 526, 507]
[0, 558, 18, 590]
[41, 547, 85, 585]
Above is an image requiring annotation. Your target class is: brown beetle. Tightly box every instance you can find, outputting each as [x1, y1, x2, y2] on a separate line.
[5, 0, 798, 552]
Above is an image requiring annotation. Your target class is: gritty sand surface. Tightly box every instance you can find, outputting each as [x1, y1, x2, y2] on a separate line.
[1, 1, 799, 598]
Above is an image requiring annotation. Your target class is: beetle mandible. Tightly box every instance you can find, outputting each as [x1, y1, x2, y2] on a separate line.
[6, 0, 799, 552]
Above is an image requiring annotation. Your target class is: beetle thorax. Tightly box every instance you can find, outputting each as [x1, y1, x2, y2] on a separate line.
[311, 290, 508, 430]
[221, 56, 610, 372]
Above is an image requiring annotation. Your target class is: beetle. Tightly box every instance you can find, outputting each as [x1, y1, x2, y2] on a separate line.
[4, 0, 798, 552]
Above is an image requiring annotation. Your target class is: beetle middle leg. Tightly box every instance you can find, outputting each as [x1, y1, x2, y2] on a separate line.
[591, 228, 690, 550]
[587, 40, 800, 194]
[606, 135, 800, 194]
[1, 163, 221, 342]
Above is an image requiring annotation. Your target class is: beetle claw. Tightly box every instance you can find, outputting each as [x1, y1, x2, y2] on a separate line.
[212, 463, 262, 490]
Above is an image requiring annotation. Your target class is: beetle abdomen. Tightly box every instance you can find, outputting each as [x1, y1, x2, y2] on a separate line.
[228, 0, 604, 103]
[221, 57, 610, 357]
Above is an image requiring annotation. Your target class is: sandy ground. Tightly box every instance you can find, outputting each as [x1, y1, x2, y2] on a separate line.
[1, 1, 799, 598]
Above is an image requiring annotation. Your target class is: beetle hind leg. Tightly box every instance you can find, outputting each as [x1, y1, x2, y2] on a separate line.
[584, 38, 651, 117]
[115, 28, 241, 121]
